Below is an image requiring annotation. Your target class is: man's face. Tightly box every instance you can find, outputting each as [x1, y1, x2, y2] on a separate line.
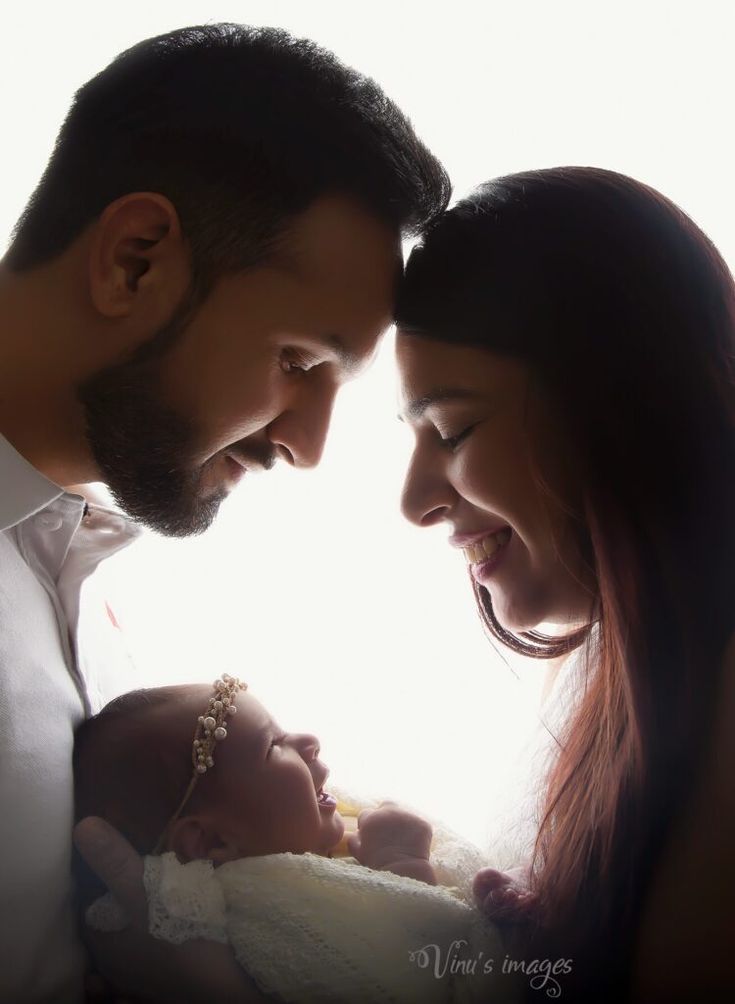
[77, 196, 399, 535]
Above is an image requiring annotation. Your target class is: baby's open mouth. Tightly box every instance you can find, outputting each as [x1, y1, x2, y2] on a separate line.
[317, 787, 337, 808]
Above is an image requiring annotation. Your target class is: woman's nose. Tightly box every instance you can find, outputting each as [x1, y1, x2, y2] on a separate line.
[400, 453, 454, 527]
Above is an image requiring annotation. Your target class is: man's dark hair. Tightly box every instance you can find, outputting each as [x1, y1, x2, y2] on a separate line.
[6, 23, 450, 289]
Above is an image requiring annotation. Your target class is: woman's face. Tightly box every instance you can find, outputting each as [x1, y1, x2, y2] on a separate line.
[397, 334, 596, 632]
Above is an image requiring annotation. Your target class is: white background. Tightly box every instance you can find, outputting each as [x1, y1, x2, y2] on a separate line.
[2, 1, 733, 845]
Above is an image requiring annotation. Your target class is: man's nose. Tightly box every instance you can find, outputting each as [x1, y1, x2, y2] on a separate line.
[267, 387, 336, 469]
[400, 453, 454, 527]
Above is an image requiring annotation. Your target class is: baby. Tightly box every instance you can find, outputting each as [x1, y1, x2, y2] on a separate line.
[74, 677, 515, 1004]
[75, 676, 437, 881]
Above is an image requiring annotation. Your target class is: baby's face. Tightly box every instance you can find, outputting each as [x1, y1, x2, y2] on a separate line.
[187, 691, 344, 858]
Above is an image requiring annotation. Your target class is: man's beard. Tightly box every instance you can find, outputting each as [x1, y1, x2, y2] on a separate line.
[76, 300, 226, 537]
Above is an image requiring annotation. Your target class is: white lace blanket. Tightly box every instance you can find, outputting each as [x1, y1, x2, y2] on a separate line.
[87, 825, 519, 1003]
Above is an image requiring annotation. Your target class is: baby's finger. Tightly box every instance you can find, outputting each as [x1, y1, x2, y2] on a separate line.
[473, 867, 512, 903]
[473, 867, 538, 924]
[73, 817, 147, 931]
[346, 832, 361, 857]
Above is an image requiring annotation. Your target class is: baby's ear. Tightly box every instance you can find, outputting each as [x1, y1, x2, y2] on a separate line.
[166, 816, 241, 864]
[165, 817, 210, 862]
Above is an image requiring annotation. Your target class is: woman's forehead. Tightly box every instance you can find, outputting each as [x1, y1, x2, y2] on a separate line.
[396, 334, 527, 416]
[397, 333, 494, 378]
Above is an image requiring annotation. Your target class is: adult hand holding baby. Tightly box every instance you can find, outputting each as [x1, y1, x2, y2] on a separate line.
[347, 801, 437, 885]
[73, 817, 272, 1004]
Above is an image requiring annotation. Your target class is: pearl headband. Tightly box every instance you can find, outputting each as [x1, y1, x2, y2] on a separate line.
[153, 674, 246, 854]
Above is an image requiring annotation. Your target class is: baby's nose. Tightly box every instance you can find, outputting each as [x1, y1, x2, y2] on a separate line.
[293, 733, 320, 761]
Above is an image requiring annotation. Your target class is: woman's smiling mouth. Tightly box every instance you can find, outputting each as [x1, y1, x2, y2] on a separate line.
[462, 527, 512, 565]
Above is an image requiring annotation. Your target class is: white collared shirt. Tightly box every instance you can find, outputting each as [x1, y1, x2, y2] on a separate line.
[0, 434, 141, 1003]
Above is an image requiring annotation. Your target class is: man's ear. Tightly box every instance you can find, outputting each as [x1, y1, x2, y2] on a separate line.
[166, 815, 245, 865]
[87, 192, 190, 322]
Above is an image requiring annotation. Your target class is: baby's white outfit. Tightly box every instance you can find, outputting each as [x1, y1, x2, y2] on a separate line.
[88, 818, 519, 1004]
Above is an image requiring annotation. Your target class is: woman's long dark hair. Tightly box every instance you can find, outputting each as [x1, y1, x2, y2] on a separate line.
[395, 167, 735, 996]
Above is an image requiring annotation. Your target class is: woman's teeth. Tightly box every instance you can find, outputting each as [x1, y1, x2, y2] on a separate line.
[463, 528, 512, 564]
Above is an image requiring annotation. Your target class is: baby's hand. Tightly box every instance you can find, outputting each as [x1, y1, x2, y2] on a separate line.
[473, 867, 538, 924]
[347, 802, 436, 885]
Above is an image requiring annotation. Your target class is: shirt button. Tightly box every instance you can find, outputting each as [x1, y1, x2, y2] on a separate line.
[35, 512, 64, 531]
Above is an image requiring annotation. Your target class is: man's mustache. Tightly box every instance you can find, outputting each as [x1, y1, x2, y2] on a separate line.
[228, 441, 277, 471]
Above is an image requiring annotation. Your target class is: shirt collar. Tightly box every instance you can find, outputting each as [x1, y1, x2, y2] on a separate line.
[0, 433, 67, 532]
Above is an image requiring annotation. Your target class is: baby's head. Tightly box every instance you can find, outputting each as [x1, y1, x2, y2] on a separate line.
[74, 680, 344, 866]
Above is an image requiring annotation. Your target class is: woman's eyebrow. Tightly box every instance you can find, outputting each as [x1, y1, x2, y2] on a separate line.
[401, 387, 485, 421]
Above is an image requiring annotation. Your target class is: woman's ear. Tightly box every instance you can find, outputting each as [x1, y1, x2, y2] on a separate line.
[166, 815, 244, 865]
[87, 192, 190, 322]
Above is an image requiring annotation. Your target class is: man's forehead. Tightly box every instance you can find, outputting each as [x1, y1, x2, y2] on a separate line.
[298, 302, 393, 379]
[279, 196, 402, 298]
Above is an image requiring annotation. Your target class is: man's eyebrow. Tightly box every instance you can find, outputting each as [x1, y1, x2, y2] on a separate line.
[317, 333, 360, 372]
[401, 387, 486, 421]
